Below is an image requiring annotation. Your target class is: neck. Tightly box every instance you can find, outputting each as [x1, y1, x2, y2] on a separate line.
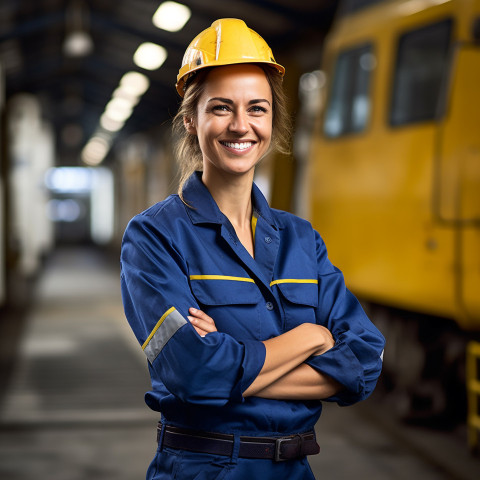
[202, 169, 254, 230]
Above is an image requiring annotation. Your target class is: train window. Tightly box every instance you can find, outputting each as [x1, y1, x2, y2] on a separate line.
[390, 19, 452, 126]
[324, 44, 375, 138]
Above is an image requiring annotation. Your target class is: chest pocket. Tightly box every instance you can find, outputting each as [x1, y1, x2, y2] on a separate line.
[189, 276, 263, 339]
[190, 276, 262, 305]
[273, 280, 319, 328]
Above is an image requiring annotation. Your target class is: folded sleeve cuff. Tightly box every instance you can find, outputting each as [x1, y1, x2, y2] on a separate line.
[305, 339, 365, 406]
[236, 339, 266, 400]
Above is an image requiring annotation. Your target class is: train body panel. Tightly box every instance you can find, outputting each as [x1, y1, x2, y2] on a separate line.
[309, 0, 480, 330]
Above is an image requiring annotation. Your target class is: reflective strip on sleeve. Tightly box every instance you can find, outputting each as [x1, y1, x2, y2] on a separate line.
[270, 279, 318, 287]
[190, 275, 255, 283]
[142, 307, 187, 363]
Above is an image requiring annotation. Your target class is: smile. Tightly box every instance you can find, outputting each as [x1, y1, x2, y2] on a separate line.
[220, 141, 254, 151]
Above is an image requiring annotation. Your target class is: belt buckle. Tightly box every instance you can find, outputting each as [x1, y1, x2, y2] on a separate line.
[274, 437, 290, 462]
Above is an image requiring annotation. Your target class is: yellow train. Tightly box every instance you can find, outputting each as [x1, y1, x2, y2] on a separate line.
[307, 0, 480, 421]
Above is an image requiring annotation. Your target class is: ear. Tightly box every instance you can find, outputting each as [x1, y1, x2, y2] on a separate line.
[184, 116, 197, 134]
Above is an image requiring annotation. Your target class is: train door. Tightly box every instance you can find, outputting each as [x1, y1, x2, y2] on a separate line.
[435, 43, 480, 327]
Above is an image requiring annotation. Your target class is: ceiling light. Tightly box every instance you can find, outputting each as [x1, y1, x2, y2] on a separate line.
[82, 136, 110, 166]
[100, 113, 125, 132]
[107, 96, 136, 111]
[63, 30, 93, 57]
[134, 42, 167, 71]
[63, 0, 94, 57]
[119, 71, 150, 96]
[104, 98, 134, 123]
[152, 1, 191, 32]
[112, 86, 141, 105]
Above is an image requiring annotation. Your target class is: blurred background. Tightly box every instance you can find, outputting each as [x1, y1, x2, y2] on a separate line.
[1, 0, 480, 478]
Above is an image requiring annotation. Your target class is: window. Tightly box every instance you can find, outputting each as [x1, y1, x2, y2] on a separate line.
[390, 19, 452, 126]
[324, 44, 375, 138]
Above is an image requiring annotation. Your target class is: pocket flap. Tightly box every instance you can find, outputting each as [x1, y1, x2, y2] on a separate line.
[275, 280, 319, 307]
[190, 277, 261, 306]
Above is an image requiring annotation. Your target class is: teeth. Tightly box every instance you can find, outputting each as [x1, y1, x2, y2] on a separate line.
[222, 142, 252, 150]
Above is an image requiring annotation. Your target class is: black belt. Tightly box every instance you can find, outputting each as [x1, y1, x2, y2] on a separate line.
[157, 423, 320, 462]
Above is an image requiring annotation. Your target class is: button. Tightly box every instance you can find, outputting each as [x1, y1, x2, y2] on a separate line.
[266, 302, 274, 310]
[264, 236, 272, 244]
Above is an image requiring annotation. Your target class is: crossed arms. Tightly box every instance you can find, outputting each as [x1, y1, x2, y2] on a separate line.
[188, 307, 343, 400]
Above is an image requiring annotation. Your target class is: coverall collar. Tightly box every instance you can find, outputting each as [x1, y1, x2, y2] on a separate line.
[182, 171, 278, 230]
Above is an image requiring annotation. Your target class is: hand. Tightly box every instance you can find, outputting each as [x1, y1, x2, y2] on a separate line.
[188, 308, 218, 337]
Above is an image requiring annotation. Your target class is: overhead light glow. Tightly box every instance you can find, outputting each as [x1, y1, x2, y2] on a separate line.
[134, 42, 167, 70]
[82, 136, 110, 166]
[119, 71, 150, 96]
[112, 86, 141, 105]
[106, 96, 135, 112]
[45, 167, 93, 193]
[104, 97, 134, 123]
[152, 1, 191, 32]
[100, 113, 125, 132]
[63, 30, 94, 57]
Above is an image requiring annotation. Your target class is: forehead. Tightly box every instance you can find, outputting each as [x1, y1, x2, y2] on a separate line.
[201, 64, 272, 100]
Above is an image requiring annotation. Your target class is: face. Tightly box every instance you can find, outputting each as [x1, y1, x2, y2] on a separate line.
[185, 64, 273, 180]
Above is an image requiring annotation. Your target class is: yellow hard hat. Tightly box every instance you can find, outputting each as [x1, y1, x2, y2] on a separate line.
[176, 18, 285, 97]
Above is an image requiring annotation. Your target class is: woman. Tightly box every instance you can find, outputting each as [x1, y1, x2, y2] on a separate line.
[121, 18, 385, 480]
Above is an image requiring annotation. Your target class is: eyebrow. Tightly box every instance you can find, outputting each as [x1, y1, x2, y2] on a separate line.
[207, 97, 271, 106]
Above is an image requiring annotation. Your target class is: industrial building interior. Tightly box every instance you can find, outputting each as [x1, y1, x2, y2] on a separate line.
[1, 1, 480, 479]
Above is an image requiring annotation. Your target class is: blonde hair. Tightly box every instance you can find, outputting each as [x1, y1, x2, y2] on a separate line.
[172, 65, 291, 200]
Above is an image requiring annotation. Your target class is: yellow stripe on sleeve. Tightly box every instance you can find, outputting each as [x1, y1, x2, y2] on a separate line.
[142, 306, 176, 350]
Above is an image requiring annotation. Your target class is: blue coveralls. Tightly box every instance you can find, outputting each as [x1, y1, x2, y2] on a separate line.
[120, 172, 385, 480]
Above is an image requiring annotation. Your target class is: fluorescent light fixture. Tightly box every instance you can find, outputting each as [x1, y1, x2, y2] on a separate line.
[134, 42, 167, 71]
[106, 96, 136, 112]
[95, 72, 148, 137]
[100, 113, 125, 132]
[63, 30, 94, 57]
[104, 97, 134, 123]
[112, 86, 141, 105]
[119, 71, 150, 96]
[152, 1, 191, 32]
[82, 136, 110, 165]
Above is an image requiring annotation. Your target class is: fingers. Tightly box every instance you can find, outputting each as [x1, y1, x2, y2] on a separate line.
[188, 307, 218, 336]
[190, 324, 208, 337]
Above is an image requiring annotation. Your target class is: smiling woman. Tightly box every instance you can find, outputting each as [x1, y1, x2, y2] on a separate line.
[120, 18, 385, 480]
[173, 61, 291, 203]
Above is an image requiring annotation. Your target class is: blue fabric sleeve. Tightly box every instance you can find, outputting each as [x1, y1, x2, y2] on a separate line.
[120, 213, 266, 406]
[305, 231, 385, 406]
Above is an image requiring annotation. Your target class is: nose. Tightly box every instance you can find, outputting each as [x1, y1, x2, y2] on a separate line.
[228, 110, 249, 135]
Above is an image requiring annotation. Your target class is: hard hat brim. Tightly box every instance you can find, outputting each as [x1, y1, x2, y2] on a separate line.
[176, 60, 285, 97]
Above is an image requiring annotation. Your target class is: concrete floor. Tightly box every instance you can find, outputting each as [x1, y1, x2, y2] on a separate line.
[0, 246, 479, 479]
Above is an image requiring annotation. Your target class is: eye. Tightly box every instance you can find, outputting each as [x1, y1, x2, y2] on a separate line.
[211, 104, 231, 114]
[249, 105, 268, 114]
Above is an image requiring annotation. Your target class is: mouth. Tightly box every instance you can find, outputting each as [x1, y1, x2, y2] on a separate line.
[220, 141, 255, 152]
